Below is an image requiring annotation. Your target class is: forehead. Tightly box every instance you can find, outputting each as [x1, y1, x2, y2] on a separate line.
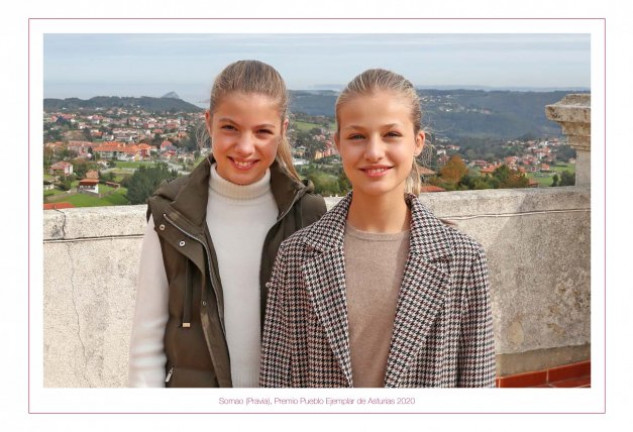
[213, 92, 280, 117]
[337, 90, 412, 126]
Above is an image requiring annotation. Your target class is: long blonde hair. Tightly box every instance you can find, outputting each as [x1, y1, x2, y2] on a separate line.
[205, 60, 301, 183]
[335, 68, 428, 195]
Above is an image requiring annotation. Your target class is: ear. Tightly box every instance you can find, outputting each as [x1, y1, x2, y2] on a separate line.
[414, 130, 425, 157]
[282, 118, 289, 136]
[333, 131, 341, 153]
[204, 110, 213, 136]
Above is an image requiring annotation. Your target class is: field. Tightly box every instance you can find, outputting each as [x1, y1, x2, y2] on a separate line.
[527, 163, 576, 187]
[44, 188, 68, 198]
[45, 185, 130, 207]
[112, 161, 159, 169]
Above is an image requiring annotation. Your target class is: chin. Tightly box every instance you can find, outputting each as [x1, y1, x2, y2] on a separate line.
[354, 185, 402, 198]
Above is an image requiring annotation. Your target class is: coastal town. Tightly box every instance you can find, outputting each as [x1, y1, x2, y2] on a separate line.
[43, 99, 576, 209]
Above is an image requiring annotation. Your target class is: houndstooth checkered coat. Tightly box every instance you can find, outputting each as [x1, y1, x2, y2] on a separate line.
[260, 193, 496, 388]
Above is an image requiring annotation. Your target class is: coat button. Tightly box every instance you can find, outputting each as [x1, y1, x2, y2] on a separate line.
[202, 300, 207, 307]
[158, 224, 165, 231]
[179, 240, 186, 247]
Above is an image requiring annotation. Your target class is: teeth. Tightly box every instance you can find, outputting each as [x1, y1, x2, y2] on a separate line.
[366, 168, 387, 175]
[233, 160, 254, 168]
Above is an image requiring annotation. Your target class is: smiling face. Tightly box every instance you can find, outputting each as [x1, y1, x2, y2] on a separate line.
[334, 90, 424, 201]
[206, 92, 287, 185]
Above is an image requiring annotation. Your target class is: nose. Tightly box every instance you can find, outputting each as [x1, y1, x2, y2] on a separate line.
[234, 132, 255, 156]
[364, 135, 385, 162]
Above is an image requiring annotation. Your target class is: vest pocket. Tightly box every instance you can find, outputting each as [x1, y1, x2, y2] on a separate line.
[165, 365, 220, 388]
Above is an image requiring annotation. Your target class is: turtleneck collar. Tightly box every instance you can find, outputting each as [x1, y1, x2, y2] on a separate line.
[209, 163, 272, 201]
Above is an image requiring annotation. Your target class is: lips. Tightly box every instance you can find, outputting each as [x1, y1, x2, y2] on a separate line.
[360, 165, 392, 177]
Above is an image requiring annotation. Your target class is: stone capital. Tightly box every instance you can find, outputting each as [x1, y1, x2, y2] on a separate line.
[545, 94, 591, 152]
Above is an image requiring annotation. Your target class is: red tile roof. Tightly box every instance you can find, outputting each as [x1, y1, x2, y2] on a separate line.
[79, 179, 99, 185]
[93, 141, 126, 152]
[50, 161, 72, 169]
[44, 202, 75, 210]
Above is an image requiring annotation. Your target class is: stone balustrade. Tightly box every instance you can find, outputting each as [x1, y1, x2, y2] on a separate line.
[43, 186, 590, 386]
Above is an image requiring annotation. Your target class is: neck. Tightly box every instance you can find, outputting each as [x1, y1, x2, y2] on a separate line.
[347, 190, 410, 233]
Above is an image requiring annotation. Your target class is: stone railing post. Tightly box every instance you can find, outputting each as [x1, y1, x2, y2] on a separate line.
[545, 94, 591, 186]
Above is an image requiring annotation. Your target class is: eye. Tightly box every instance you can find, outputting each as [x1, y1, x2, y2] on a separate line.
[221, 124, 237, 131]
[347, 133, 365, 140]
[385, 131, 402, 138]
[256, 128, 274, 135]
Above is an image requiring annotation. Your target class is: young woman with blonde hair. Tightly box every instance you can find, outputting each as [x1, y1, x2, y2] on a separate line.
[261, 68, 495, 388]
[129, 60, 326, 387]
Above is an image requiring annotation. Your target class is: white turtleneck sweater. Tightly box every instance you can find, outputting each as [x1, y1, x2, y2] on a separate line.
[128, 164, 278, 387]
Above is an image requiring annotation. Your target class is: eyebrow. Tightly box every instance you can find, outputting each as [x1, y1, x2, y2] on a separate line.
[217, 117, 277, 129]
[342, 123, 402, 130]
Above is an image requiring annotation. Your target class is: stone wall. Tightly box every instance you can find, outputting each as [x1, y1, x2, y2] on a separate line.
[43, 186, 591, 387]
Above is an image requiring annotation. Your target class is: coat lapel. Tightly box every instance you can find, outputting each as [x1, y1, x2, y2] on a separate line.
[302, 248, 352, 386]
[384, 195, 453, 387]
[301, 194, 353, 386]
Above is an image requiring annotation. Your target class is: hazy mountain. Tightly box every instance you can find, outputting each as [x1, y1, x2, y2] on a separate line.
[288, 89, 588, 140]
[417, 89, 588, 139]
[161, 91, 180, 99]
[44, 96, 202, 113]
[44, 88, 588, 140]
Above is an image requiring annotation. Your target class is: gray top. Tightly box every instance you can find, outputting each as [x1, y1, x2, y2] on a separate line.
[343, 222, 410, 387]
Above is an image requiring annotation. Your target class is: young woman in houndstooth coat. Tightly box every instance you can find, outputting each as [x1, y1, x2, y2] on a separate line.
[260, 69, 496, 388]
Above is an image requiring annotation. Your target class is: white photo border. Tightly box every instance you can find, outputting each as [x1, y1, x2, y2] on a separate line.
[29, 17, 605, 414]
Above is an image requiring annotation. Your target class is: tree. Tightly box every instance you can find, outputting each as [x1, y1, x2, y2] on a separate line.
[124, 163, 179, 204]
[99, 171, 116, 183]
[492, 164, 511, 185]
[473, 177, 493, 190]
[44, 147, 54, 169]
[439, 155, 468, 184]
[151, 133, 163, 148]
[44, 126, 62, 142]
[178, 126, 201, 152]
[492, 164, 529, 189]
[551, 174, 559, 187]
[58, 176, 73, 191]
[82, 128, 93, 142]
[73, 161, 88, 179]
[58, 148, 78, 160]
[559, 170, 575, 186]
[337, 170, 352, 195]
[555, 145, 576, 162]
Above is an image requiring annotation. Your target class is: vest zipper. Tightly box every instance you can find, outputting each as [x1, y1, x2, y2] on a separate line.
[182, 261, 193, 328]
[165, 367, 174, 383]
[163, 213, 226, 338]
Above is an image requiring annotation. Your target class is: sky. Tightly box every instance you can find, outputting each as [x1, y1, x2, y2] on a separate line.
[43, 33, 591, 104]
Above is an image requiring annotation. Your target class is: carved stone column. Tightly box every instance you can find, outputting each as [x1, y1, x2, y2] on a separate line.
[545, 94, 591, 186]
